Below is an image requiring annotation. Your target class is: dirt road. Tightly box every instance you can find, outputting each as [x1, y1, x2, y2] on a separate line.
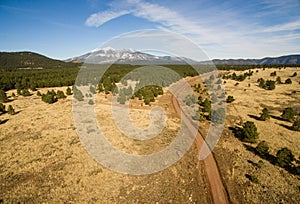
[171, 77, 229, 204]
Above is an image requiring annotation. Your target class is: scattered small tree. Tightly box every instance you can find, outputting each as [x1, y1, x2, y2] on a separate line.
[259, 108, 270, 121]
[202, 98, 211, 112]
[88, 99, 94, 105]
[56, 90, 66, 99]
[7, 105, 15, 115]
[276, 147, 295, 168]
[0, 90, 8, 103]
[89, 85, 96, 94]
[246, 174, 259, 184]
[185, 94, 197, 106]
[42, 91, 57, 104]
[276, 76, 282, 84]
[66, 87, 72, 95]
[265, 80, 276, 90]
[241, 121, 259, 143]
[36, 91, 42, 96]
[256, 141, 269, 156]
[73, 86, 84, 101]
[211, 108, 226, 124]
[0, 103, 5, 114]
[285, 78, 292, 84]
[292, 72, 297, 77]
[270, 71, 277, 76]
[281, 107, 295, 121]
[292, 117, 300, 131]
[226, 95, 235, 103]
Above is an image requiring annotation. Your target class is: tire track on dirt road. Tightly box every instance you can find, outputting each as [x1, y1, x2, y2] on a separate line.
[172, 76, 229, 204]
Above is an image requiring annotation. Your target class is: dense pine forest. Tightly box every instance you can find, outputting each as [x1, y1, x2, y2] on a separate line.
[0, 51, 299, 94]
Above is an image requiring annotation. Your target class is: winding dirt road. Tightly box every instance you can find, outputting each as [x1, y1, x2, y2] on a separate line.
[172, 77, 229, 204]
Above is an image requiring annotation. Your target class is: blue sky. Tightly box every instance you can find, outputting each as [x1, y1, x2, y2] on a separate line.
[0, 0, 299, 60]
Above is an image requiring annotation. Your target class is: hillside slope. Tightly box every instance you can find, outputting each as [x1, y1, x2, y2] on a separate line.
[0, 52, 80, 71]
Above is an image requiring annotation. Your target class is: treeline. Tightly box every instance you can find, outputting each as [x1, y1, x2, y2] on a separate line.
[0, 68, 79, 91]
[215, 64, 299, 71]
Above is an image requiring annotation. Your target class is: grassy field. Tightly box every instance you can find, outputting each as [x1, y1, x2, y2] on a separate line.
[213, 67, 300, 203]
[0, 87, 208, 203]
[0, 67, 299, 203]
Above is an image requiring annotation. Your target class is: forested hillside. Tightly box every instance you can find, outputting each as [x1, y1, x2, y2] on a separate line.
[0, 51, 80, 71]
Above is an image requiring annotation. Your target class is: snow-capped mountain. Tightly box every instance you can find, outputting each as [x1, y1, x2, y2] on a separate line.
[66, 47, 197, 64]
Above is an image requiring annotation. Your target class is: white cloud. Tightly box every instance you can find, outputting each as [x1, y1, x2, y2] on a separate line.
[85, 0, 300, 59]
[85, 10, 130, 27]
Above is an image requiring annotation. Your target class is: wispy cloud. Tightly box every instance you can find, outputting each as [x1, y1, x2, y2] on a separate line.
[85, 0, 300, 59]
[85, 10, 130, 27]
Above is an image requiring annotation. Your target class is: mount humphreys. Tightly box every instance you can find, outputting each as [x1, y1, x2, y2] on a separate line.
[68, 47, 300, 65]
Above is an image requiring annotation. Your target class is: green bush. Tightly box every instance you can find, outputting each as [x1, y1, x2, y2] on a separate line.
[247, 174, 259, 184]
[66, 87, 72, 95]
[292, 117, 300, 131]
[211, 108, 226, 124]
[42, 91, 57, 104]
[241, 121, 259, 143]
[270, 71, 277, 76]
[0, 103, 5, 114]
[276, 147, 295, 168]
[0, 90, 8, 103]
[73, 86, 84, 101]
[285, 78, 292, 84]
[256, 141, 269, 156]
[276, 76, 282, 84]
[265, 80, 275, 90]
[259, 108, 270, 121]
[56, 90, 66, 99]
[88, 99, 94, 105]
[226, 95, 235, 103]
[281, 107, 295, 121]
[7, 105, 15, 115]
[202, 98, 211, 113]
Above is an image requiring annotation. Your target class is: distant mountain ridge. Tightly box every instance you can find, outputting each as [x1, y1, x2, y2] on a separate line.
[0, 51, 80, 71]
[66, 47, 196, 64]
[1, 50, 299, 71]
[68, 47, 300, 65]
[210, 54, 300, 65]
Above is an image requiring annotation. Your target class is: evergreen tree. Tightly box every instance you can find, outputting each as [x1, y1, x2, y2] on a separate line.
[211, 108, 226, 124]
[0, 90, 8, 103]
[0, 103, 5, 114]
[276, 147, 295, 168]
[226, 95, 235, 103]
[292, 117, 300, 131]
[281, 107, 295, 121]
[256, 141, 269, 156]
[276, 76, 282, 84]
[202, 98, 211, 112]
[42, 91, 57, 104]
[56, 90, 66, 99]
[73, 86, 84, 101]
[265, 80, 275, 90]
[241, 121, 259, 143]
[285, 78, 292, 84]
[259, 108, 270, 121]
[66, 87, 72, 95]
[7, 105, 15, 115]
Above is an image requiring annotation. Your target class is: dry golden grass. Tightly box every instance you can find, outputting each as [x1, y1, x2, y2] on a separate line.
[214, 67, 300, 203]
[0, 87, 208, 203]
